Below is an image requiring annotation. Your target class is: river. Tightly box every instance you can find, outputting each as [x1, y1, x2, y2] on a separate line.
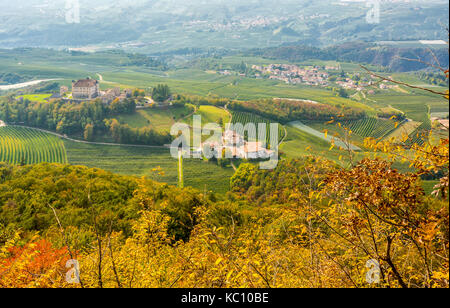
[0, 79, 61, 91]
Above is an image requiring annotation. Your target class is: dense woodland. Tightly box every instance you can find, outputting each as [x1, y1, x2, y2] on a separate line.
[0, 97, 172, 146]
[416, 71, 450, 87]
[152, 84, 172, 102]
[229, 98, 366, 123]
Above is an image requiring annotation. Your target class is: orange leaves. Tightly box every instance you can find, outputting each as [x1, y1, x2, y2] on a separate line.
[0, 239, 71, 288]
[322, 156, 449, 288]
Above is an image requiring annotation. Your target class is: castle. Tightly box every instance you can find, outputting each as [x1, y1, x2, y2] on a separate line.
[61, 78, 133, 103]
[71, 78, 100, 100]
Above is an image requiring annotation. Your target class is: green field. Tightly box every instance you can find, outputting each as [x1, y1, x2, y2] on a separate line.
[385, 120, 422, 141]
[195, 105, 230, 125]
[64, 140, 234, 193]
[18, 94, 52, 103]
[422, 180, 440, 196]
[0, 125, 234, 193]
[0, 126, 67, 164]
[366, 92, 444, 124]
[288, 121, 361, 151]
[280, 125, 365, 165]
[118, 105, 195, 131]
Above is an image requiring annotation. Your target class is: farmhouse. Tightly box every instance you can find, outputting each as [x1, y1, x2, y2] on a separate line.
[72, 78, 100, 100]
[201, 130, 273, 160]
[242, 141, 273, 159]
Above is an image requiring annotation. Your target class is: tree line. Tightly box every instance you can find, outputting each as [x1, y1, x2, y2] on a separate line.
[0, 97, 171, 145]
[229, 98, 366, 123]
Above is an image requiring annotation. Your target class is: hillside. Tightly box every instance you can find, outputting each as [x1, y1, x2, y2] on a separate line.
[0, 138, 448, 288]
[0, 0, 447, 52]
[248, 42, 450, 72]
[1, 0, 450, 292]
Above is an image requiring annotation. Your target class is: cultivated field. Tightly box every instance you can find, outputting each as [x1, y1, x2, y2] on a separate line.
[64, 140, 234, 193]
[288, 121, 361, 151]
[344, 117, 403, 139]
[231, 111, 285, 145]
[196, 105, 230, 125]
[0, 126, 67, 165]
[118, 105, 195, 132]
[1, 51, 447, 195]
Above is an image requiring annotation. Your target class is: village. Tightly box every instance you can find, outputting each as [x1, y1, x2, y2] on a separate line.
[335, 74, 398, 92]
[251, 64, 334, 86]
[249, 64, 400, 93]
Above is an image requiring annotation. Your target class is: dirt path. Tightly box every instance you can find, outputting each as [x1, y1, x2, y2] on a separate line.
[279, 125, 288, 146]
[230, 161, 237, 171]
[96, 73, 118, 85]
[222, 103, 233, 123]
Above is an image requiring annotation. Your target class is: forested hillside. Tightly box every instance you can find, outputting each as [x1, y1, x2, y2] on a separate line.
[0, 134, 448, 287]
[0, 1, 447, 52]
[248, 42, 450, 72]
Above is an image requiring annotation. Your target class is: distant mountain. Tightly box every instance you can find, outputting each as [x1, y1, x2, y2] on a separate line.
[248, 42, 449, 72]
[0, 0, 448, 53]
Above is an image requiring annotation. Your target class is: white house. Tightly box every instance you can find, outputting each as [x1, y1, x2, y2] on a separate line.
[72, 78, 100, 100]
[242, 141, 273, 159]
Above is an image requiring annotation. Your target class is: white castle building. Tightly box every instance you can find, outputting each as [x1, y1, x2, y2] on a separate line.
[72, 78, 100, 100]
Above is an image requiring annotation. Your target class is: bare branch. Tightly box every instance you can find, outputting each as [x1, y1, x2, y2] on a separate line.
[360, 65, 448, 98]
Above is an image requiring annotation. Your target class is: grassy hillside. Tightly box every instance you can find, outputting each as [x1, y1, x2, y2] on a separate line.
[195, 106, 230, 125]
[118, 105, 195, 132]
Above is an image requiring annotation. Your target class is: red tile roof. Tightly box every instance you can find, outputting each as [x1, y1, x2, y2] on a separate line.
[73, 79, 98, 88]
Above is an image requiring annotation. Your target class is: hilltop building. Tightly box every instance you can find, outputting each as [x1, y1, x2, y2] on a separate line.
[72, 78, 100, 100]
[61, 78, 134, 103]
[201, 130, 274, 160]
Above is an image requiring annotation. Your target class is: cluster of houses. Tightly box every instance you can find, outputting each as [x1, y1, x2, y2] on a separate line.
[59, 78, 133, 103]
[252, 64, 331, 86]
[194, 130, 275, 160]
[336, 76, 395, 92]
[335, 78, 369, 91]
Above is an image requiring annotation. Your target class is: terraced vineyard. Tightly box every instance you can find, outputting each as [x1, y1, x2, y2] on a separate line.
[231, 111, 285, 144]
[344, 117, 404, 139]
[407, 121, 432, 146]
[0, 126, 67, 165]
